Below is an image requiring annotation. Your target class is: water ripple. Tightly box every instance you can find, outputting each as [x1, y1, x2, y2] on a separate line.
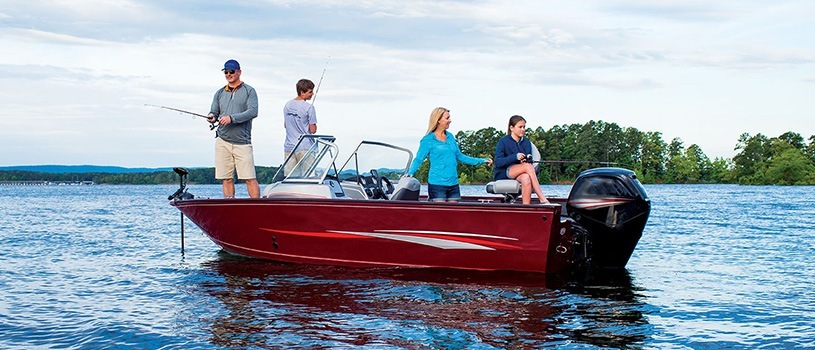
[1, 184, 814, 348]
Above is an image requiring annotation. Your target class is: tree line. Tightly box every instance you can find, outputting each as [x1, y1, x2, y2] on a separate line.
[2, 120, 814, 185]
[415, 120, 815, 185]
[0, 167, 280, 185]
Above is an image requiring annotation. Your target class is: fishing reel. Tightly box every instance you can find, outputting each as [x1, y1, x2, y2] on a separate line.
[207, 115, 218, 130]
[522, 154, 534, 163]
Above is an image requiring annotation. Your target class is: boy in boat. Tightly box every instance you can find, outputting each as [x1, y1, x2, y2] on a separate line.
[282, 79, 318, 176]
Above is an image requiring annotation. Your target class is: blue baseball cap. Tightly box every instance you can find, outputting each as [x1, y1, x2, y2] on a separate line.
[222, 59, 240, 71]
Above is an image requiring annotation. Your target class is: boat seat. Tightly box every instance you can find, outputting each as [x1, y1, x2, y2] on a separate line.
[485, 180, 522, 203]
[390, 176, 420, 201]
[485, 142, 541, 203]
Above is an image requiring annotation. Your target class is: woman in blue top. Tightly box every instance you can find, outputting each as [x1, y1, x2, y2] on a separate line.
[407, 107, 493, 202]
[493, 115, 549, 204]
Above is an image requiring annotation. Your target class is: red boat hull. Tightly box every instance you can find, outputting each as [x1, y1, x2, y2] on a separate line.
[172, 198, 576, 273]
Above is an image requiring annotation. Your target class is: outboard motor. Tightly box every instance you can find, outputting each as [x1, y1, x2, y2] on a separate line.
[566, 167, 650, 269]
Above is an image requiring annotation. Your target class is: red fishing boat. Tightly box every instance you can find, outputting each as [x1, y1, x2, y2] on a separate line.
[170, 135, 650, 273]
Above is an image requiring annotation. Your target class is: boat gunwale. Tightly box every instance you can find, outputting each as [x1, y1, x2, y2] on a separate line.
[170, 195, 563, 212]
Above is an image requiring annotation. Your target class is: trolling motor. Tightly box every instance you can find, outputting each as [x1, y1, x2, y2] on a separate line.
[168, 167, 194, 201]
[168, 167, 194, 254]
[566, 168, 651, 269]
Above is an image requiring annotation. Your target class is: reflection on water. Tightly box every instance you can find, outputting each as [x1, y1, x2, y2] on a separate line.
[192, 252, 650, 348]
[5, 184, 812, 348]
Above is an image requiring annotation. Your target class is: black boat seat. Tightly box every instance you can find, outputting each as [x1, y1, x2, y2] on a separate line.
[390, 177, 420, 201]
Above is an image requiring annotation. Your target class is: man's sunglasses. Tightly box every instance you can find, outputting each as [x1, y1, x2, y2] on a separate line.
[223, 70, 236, 75]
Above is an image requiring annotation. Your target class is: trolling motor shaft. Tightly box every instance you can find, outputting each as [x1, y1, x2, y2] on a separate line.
[168, 167, 193, 253]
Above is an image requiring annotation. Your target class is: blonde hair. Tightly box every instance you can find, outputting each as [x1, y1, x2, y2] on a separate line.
[426, 107, 449, 134]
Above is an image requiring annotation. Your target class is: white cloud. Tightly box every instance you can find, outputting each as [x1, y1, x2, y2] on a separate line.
[0, 1, 814, 167]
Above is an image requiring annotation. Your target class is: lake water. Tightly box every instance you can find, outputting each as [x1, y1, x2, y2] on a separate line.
[1, 184, 814, 349]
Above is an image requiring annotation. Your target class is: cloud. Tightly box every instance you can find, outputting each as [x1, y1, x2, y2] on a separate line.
[598, 1, 735, 21]
[1, 1, 814, 167]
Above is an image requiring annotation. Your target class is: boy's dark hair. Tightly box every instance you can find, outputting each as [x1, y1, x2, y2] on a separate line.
[296, 79, 315, 95]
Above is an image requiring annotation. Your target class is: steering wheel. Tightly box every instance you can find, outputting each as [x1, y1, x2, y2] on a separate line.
[360, 176, 377, 198]
[355, 171, 378, 199]
[378, 176, 394, 198]
[366, 169, 393, 199]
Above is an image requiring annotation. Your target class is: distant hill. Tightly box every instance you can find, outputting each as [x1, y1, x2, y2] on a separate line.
[0, 166, 278, 185]
[0, 165, 174, 174]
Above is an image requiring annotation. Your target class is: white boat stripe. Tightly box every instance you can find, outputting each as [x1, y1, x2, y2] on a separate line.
[211, 238, 436, 268]
[374, 229, 518, 241]
[328, 230, 495, 250]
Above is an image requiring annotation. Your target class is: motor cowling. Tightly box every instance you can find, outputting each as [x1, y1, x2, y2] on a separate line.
[566, 167, 650, 269]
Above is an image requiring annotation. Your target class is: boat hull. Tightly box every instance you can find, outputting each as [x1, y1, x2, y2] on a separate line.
[173, 198, 576, 273]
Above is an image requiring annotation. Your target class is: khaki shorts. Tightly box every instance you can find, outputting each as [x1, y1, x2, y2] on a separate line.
[283, 149, 312, 176]
[215, 137, 257, 180]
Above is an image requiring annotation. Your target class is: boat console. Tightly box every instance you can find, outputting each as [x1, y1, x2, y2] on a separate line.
[262, 135, 416, 201]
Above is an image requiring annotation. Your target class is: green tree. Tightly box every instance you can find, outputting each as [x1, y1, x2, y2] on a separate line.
[664, 138, 684, 182]
[765, 147, 815, 185]
[776, 131, 806, 150]
[709, 157, 734, 183]
[9, 126, 815, 186]
[805, 135, 815, 163]
[616, 127, 644, 172]
[640, 131, 666, 183]
[667, 138, 684, 158]
[667, 153, 694, 184]
[456, 127, 502, 183]
[685, 144, 712, 183]
[732, 133, 771, 184]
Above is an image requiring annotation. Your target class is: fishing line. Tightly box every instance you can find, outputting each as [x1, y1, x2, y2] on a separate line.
[311, 56, 330, 106]
[145, 104, 217, 130]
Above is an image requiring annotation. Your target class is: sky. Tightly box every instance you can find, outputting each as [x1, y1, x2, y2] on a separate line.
[1, 1, 813, 168]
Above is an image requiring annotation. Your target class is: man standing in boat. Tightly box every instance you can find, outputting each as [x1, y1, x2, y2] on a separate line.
[206, 59, 260, 198]
[282, 79, 318, 176]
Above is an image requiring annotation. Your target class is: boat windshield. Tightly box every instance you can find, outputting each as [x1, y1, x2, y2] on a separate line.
[272, 135, 339, 183]
[338, 141, 413, 183]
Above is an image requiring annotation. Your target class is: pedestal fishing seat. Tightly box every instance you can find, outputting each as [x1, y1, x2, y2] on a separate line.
[390, 176, 420, 201]
[485, 143, 541, 203]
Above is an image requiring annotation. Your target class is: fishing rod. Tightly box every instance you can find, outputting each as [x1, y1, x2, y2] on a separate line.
[525, 158, 618, 166]
[144, 104, 217, 130]
[543, 160, 617, 165]
[311, 56, 330, 106]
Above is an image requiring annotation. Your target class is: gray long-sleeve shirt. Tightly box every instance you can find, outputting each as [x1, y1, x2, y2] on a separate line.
[209, 83, 258, 145]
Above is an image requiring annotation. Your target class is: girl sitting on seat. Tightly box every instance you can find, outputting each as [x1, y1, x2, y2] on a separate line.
[493, 115, 549, 205]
